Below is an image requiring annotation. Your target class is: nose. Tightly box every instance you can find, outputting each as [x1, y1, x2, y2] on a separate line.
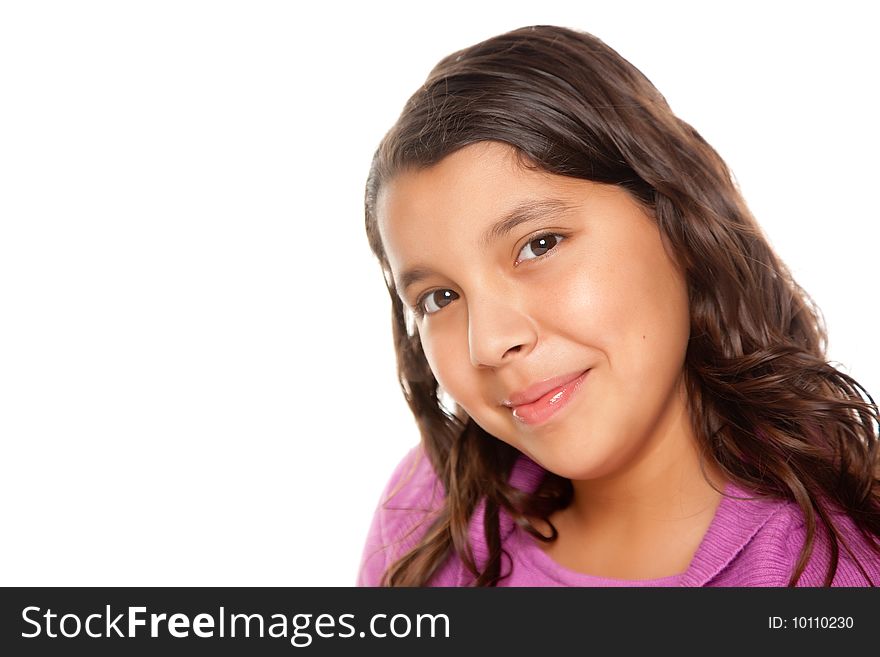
[467, 292, 537, 368]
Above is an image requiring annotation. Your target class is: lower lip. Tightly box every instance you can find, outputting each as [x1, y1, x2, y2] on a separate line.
[510, 370, 590, 426]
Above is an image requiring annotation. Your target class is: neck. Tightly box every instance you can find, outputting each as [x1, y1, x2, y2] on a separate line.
[531, 379, 729, 579]
[565, 377, 727, 536]
[569, 387, 726, 525]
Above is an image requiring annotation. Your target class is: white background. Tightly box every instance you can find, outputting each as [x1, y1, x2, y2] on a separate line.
[1, 1, 877, 585]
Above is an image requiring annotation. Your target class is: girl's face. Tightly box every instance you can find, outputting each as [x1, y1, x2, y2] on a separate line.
[376, 141, 693, 482]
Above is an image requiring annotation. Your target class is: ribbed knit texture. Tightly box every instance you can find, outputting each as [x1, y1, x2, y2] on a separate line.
[357, 445, 880, 587]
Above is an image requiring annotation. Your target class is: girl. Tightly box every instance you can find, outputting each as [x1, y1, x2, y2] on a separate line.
[357, 25, 880, 586]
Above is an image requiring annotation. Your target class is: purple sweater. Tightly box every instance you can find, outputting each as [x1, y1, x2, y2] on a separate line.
[357, 445, 880, 586]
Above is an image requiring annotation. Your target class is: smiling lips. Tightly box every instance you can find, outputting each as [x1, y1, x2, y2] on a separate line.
[502, 370, 590, 426]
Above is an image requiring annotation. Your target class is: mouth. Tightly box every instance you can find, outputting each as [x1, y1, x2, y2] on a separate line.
[502, 369, 590, 426]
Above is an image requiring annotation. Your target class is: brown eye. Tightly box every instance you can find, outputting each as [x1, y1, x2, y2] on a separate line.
[420, 289, 459, 315]
[517, 233, 563, 262]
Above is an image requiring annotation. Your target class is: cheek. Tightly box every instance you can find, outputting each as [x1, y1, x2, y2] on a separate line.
[548, 245, 690, 374]
[418, 324, 472, 400]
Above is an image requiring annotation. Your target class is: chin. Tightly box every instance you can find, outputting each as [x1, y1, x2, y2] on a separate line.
[523, 434, 626, 482]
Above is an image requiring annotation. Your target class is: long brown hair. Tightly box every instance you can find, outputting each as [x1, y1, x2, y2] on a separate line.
[363, 25, 880, 586]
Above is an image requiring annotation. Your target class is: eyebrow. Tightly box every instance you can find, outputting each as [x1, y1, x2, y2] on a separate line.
[479, 198, 576, 248]
[397, 197, 577, 295]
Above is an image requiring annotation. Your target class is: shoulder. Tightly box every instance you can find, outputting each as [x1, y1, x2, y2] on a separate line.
[705, 485, 880, 586]
[356, 444, 446, 586]
[781, 504, 880, 586]
[355, 446, 546, 586]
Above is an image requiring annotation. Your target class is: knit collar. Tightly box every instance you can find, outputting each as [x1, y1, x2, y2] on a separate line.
[678, 479, 784, 586]
[469, 452, 785, 585]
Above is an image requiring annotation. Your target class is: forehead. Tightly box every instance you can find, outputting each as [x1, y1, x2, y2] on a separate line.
[376, 142, 578, 271]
